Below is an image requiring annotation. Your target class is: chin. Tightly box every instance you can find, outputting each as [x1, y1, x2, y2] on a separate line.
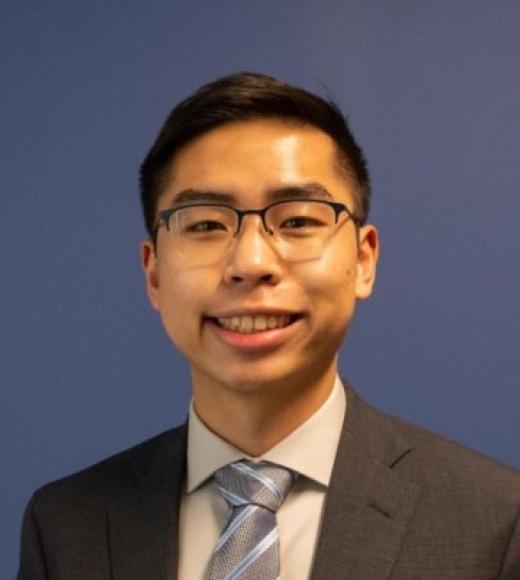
[207, 355, 334, 397]
[194, 359, 297, 393]
[221, 371, 292, 393]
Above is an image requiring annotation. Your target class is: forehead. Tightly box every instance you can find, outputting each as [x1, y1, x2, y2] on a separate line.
[160, 119, 354, 208]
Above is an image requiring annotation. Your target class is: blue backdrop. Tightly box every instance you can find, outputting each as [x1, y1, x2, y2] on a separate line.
[3, 2, 520, 576]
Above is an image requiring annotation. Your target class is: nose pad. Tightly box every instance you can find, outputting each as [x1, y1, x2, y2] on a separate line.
[232, 213, 272, 244]
[234, 215, 279, 256]
[234, 211, 273, 238]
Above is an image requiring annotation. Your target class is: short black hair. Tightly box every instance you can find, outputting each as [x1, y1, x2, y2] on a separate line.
[140, 72, 371, 237]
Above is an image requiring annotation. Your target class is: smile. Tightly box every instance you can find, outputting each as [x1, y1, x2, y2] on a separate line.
[215, 314, 299, 333]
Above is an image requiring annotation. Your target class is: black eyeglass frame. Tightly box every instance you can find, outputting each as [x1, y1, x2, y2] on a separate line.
[155, 199, 363, 240]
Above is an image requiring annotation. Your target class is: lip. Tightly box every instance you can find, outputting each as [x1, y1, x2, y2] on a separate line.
[205, 315, 304, 353]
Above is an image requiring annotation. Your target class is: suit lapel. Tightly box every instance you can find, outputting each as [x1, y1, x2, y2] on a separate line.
[108, 424, 187, 580]
[311, 385, 422, 580]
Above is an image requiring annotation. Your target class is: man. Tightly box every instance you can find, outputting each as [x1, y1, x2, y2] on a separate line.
[18, 73, 520, 579]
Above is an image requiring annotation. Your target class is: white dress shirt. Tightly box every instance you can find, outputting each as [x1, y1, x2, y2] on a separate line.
[178, 376, 346, 580]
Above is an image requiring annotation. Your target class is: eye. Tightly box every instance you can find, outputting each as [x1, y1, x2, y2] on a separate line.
[280, 216, 325, 229]
[185, 220, 228, 233]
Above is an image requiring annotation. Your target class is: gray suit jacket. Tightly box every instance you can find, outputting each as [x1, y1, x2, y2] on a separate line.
[18, 383, 520, 579]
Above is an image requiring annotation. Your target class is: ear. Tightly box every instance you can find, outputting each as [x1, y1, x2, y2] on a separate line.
[140, 239, 161, 310]
[355, 224, 379, 300]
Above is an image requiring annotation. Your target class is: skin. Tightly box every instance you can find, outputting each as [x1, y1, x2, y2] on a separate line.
[141, 119, 379, 456]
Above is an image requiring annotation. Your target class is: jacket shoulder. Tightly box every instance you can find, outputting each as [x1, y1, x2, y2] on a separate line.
[345, 382, 520, 489]
[347, 391, 520, 576]
[388, 410, 520, 489]
[31, 423, 187, 508]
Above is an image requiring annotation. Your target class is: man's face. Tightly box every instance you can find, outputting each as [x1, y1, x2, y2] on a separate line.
[141, 120, 378, 400]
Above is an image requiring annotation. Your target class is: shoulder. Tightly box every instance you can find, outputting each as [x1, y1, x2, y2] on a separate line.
[30, 423, 187, 512]
[388, 408, 520, 495]
[389, 412, 520, 522]
[19, 425, 187, 578]
[341, 383, 520, 573]
[344, 382, 520, 508]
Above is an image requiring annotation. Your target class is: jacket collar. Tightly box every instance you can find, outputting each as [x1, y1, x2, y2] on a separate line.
[108, 424, 187, 580]
[311, 381, 422, 579]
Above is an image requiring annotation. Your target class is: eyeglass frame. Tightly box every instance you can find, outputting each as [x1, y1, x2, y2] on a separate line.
[154, 199, 364, 243]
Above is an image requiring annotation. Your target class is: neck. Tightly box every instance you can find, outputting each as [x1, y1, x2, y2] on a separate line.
[192, 365, 337, 456]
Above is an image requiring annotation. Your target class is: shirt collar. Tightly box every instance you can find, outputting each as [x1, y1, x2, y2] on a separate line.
[186, 375, 346, 492]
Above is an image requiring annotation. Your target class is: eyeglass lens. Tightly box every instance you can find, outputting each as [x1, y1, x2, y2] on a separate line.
[166, 201, 343, 264]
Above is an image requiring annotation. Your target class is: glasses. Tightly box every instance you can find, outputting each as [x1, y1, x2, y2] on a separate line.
[155, 199, 362, 265]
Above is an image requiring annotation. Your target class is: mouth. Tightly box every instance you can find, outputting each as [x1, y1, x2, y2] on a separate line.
[210, 313, 301, 334]
[205, 311, 305, 352]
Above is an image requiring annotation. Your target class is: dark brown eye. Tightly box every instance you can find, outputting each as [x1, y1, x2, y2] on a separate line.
[280, 216, 325, 228]
[186, 220, 227, 233]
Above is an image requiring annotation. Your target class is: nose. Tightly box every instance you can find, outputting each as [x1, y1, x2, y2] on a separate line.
[222, 215, 283, 287]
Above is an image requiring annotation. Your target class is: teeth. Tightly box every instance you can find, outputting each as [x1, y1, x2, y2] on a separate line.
[267, 315, 278, 329]
[217, 314, 293, 333]
[254, 315, 267, 331]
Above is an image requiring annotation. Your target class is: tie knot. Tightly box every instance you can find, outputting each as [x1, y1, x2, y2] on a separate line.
[214, 460, 295, 512]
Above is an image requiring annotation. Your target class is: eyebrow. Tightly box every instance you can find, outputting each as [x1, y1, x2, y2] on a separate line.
[168, 182, 334, 207]
[266, 183, 333, 202]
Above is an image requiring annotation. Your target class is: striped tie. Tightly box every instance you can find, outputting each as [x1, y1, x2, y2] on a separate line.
[208, 460, 295, 580]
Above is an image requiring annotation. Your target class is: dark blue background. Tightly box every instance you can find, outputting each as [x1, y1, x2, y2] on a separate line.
[3, 2, 520, 575]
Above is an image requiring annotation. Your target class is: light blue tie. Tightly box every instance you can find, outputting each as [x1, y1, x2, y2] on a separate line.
[208, 460, 295, 580]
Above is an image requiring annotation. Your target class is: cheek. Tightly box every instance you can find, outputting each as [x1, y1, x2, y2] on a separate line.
[296, 264, 356, 331]
[156, 264, 209, 341]
[298, 246, 358, 339]
[304, 245, 357, 299]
